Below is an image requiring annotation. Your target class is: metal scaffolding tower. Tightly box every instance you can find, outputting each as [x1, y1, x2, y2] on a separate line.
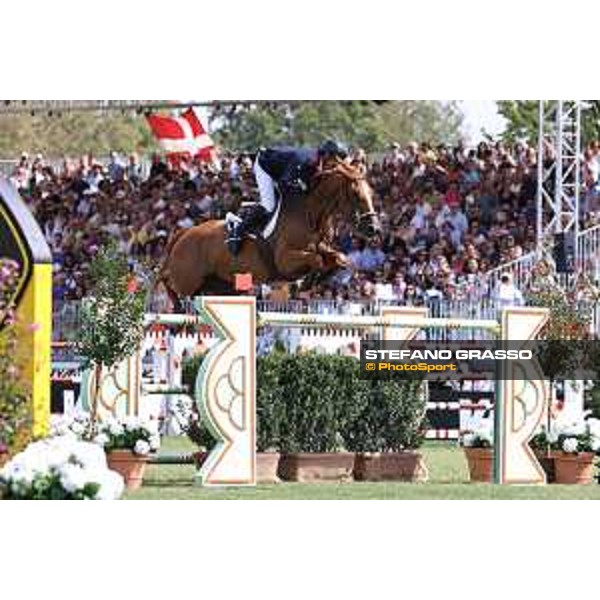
[536, 101, 581, 266]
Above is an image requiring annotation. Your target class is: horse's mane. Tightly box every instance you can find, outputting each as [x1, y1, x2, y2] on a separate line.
[316, 159, 365, 183]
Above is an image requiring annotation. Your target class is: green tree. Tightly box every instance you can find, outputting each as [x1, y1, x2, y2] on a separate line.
[210, 101, 463, 151]
[497, 101, 600, 144]
[0, 112, 158, 158]
[0, 101, 465, 158]
[74, 241, 148, 428]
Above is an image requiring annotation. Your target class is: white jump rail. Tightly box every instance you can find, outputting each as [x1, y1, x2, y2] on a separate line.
[90, 301, 551, 486]
[257, 311, 500, 333]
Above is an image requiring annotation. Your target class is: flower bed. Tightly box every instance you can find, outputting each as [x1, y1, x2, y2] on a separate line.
[0, 436, 124, 500]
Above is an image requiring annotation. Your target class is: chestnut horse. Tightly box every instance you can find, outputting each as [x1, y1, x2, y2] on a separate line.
[158, 160, 380, 298]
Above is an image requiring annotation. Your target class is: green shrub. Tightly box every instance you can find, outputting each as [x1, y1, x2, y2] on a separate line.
[256, 351, 286, 452]
[257, 352, 364, 453]
[344, 379, 427, 452]
[180, 350, 427, 454]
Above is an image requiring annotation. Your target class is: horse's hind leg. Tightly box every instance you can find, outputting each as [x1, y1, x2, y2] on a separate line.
[164, 283, 186, 313]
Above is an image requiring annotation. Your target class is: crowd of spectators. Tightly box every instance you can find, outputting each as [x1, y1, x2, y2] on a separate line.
[7, 138, 600, 309]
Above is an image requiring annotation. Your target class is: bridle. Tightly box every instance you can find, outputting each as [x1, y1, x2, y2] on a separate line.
[343, 173, 378, 231]
[310, 163, 378, 233]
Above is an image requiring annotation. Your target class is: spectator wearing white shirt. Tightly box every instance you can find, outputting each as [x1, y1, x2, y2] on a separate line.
[493, 273, 524, 308]
[107, 151, 125, 181]
[373, 272, 394, 301]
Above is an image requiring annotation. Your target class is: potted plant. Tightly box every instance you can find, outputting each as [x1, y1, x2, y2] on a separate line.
[274, 353, 360, 482]
[180, 353, 213, 469]
[0, 258, 32, 467]
[346, 378, 428, 482]
[74, 241, 148, 429]
[529, 426, 555, 483]
[527, 274, 593, 436]
[95, 416, 161, 491]
[551, 418, 600, 484]
[0, 436, 124, 500]
[460, 420, 494, 482]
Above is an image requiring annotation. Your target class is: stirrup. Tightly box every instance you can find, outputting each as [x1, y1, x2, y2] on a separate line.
[226, 235, 242, 256]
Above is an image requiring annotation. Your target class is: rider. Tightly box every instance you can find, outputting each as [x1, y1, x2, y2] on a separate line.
[226, 139, 349, 255]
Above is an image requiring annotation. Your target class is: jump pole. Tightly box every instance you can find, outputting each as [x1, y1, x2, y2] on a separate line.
[95, 302, 550, 486]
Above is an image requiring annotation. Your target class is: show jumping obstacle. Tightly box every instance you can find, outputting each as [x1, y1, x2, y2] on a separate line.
[1, 177, 52, 438]
[79, 298, 550, 487]
[0, 177, 558, 487]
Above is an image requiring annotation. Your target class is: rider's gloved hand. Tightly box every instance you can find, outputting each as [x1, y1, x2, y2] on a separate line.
[282, 177, 307, 195]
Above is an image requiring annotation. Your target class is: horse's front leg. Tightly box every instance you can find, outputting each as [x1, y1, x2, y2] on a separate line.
[316, 241, 349, 270]
[276, 248, 324, 279]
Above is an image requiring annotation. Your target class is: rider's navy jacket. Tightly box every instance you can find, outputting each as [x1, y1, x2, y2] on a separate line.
[257, 147, 318, 191]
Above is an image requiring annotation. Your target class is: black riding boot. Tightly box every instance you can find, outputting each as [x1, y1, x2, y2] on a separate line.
[227, 205, 270, 256]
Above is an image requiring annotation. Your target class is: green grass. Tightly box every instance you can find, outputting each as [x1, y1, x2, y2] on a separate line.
[125, 438, 600, 500]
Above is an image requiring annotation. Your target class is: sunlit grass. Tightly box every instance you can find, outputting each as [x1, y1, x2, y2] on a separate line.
[124, 438, 600, 500]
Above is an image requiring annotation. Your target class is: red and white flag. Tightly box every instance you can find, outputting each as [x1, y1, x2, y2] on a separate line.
[146, 107, 215, 162]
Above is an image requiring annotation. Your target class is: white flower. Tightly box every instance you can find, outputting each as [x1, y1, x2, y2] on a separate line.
[107, 420, 124, 437]
[73, 442, 107, 469]
[143, 419, 159, 435]
[59, 463, 88, 493]
[149, 434, 161, 451]
[462, 433, 476, 447]
[73, 409, 90, 424]
[70, 421, 86, 436]
[565, 420, 586, 436]
[93, 433, 110, 447]
[562, 437, 579, 453]
[586, 418, 600, 438]
[0, 437, 121, 500]
[50, 415, 71, 437]
[45, 444, 71, 470]
[134, 440, 151, 456]
[122, 416, 140, 432]
[95, 470, 125, 500]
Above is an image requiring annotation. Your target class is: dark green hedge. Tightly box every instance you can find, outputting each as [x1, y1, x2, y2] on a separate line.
[182, 351, 427, 453]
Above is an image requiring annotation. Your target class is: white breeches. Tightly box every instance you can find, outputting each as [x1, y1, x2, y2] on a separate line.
[254, 159, 277, 213]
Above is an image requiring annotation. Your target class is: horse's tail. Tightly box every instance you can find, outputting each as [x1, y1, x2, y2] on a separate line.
[150, 229, 188, 312]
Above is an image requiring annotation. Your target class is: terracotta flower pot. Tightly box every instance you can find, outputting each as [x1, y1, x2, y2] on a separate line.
[257, 452, 281, 484]
[463, 447, 493, 483]
[278, 452, 354, 482]
[106, 450, 149, 491]
[533, 449, 555, 483]
[354, 452, 429, 482]
[554, 452, 596, 484]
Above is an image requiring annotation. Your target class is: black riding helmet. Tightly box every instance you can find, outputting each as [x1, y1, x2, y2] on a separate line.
[318, 139, 349, 160]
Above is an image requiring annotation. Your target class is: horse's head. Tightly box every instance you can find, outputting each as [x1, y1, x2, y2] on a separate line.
[347, 171, 381, 238]
[313, 160, 381, 238]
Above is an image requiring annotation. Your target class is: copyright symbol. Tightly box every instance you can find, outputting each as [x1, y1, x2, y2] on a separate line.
[366, 363, 376, 371]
